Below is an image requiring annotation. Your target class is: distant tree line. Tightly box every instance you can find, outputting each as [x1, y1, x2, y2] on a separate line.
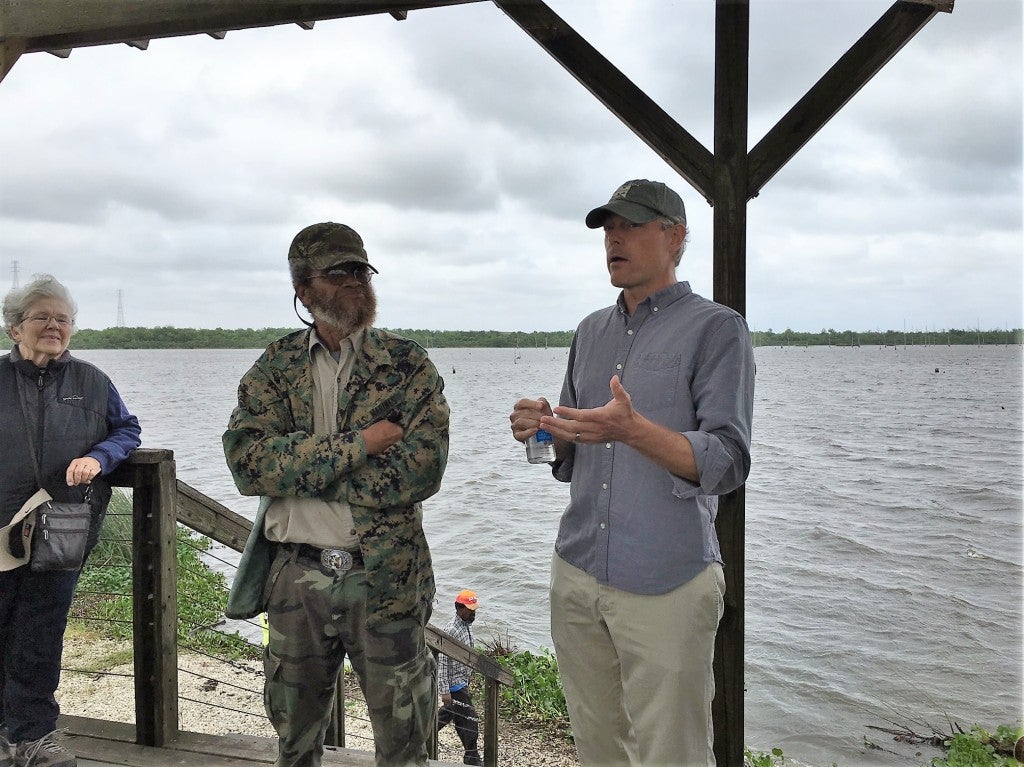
[67, 325, 1022, 350]
[68, 327, 577, 349]
[750, 327, 1023, 348]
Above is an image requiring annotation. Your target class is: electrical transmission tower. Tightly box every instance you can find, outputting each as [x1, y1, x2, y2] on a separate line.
[116, 289, 125, 327]
[11, 260, 19, 289]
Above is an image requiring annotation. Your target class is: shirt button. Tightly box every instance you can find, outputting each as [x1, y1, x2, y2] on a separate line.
[652, 306, 659, 312]
[627, 329, 634, 335]
[605, 442, 612, 448]
[602, 483, 608, 490]
[615, 363, 623, 370]
[599, 522, 607, 530]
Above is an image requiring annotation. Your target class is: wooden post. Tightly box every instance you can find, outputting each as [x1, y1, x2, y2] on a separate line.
[483, 678, 499, 767]
[712, 2, 749, 766]
[124, 449, 179, 747]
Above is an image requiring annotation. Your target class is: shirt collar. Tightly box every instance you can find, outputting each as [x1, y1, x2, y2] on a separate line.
[616, 281, 692, 317]
[307, 326, 365, 357]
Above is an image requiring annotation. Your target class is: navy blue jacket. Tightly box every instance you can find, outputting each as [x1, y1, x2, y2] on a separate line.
[0, 348, 141, 548]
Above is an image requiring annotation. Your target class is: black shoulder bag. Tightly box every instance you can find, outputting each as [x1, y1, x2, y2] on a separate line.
[19, 394, 93, 572]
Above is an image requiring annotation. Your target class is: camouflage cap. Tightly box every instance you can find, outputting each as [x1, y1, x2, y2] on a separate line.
[585, 179, 687, 229]
[287, 222, 378, 272]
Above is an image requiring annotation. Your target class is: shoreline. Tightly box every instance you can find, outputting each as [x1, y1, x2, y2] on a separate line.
[58, 632, 581, 767]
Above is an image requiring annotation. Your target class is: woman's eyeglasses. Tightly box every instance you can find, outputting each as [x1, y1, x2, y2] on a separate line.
[23, 314, 74, 328]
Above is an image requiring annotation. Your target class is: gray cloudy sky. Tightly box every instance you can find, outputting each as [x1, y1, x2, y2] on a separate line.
[1, 0, 1020, 333]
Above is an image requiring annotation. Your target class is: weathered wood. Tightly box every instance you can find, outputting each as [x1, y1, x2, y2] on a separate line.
[131, 456, 179, 747]
[483, 678, 499, 767]
[174, 480, 251, 551]
[425, 625, 513, 686]
[494, 0, 714, 202]
[711, 1, 749, 763]
[748, 0, 951, 195]
[0, 37, 25, 84]
[1, 1, 486, 55]
[60, 714, 463, 765]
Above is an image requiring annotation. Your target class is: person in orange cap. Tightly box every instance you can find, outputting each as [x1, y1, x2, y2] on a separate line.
[437, 590, 482, 766]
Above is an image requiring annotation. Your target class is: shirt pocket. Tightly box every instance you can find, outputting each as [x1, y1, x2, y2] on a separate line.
[625, 352, 681, 411]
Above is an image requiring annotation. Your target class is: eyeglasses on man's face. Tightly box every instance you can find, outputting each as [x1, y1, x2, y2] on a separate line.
[309, 263, 374, 285]
[22, 314, 74, 328]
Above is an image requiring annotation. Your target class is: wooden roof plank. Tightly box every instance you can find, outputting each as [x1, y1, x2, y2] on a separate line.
[747, 0, 952, 196]
[494, 0, 715, 202]
[1, 1, 485, 55]
[0, 37, 25, 83]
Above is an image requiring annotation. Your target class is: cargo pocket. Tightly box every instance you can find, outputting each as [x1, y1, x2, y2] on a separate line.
[376, 646, 435, 765]
[260, 547, 290, 612]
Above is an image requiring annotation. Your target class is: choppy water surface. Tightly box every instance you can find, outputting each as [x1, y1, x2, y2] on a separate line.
[78, 344, 1023, 766]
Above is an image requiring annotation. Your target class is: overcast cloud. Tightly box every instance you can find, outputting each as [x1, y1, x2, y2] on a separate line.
[1, 0, 1020, 333]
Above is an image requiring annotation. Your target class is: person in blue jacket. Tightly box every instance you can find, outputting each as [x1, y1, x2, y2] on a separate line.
[0, 274, 141, 767]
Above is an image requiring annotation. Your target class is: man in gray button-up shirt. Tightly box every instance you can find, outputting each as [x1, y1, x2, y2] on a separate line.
[510, 179, 754, 767]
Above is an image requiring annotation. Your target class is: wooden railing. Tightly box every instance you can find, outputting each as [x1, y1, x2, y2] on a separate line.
[106, 448, 513, 766]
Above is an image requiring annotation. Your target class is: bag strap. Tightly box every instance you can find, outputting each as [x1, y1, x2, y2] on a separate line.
[17, 376, 45, 488]
[17, 371, 93, 502]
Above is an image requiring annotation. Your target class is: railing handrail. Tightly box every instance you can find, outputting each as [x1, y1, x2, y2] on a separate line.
[105, 448, 512, 766]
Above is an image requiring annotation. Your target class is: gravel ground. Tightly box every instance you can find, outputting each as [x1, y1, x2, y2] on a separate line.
[58, 633, 580, 767]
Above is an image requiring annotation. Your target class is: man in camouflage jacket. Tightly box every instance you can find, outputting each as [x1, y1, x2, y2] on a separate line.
[223, 222, 449, 767]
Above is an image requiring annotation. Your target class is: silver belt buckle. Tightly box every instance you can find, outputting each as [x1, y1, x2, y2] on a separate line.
[320, 548, 354, 574]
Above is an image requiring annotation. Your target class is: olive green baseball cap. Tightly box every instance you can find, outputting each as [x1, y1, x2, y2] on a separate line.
[287, 222, 378, 272]
[585, 179, 687, 229]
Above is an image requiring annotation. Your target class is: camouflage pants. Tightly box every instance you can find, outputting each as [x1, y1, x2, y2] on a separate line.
[263, 546, 435, 767]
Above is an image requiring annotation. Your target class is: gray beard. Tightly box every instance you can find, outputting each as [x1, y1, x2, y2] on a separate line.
[308, 285, 377, 337]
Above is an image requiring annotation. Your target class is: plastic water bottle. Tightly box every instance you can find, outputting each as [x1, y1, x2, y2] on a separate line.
[526, 428, 556, 464]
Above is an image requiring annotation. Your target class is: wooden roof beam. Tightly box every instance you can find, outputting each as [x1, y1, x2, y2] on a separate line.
[747, 0, 954, 197]
[0, 37, 25, 83]
[493, 0, 714, 202]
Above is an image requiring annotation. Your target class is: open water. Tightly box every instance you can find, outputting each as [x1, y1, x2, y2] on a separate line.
[76, 343, 1022, 766]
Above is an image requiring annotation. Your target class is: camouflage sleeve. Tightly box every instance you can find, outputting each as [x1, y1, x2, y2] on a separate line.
[222, 357, 368, 498]
[346, 354, 449, 508]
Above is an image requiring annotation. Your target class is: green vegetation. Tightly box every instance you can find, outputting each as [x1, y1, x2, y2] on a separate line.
[488, 643, 569, 727]
[744, 746, 786, 767]
[69, 326, 577, 349]
[930, 724, 1023, 767]
[72, 489, 258, 661]
[67, 325, 1024, 350]
[750, 327, 1022, 348]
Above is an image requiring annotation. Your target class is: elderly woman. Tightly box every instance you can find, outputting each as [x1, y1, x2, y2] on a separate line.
[0, 274, 141, 767]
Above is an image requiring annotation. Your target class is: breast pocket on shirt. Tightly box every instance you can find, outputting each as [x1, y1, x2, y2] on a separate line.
[625, 352, 681, 412]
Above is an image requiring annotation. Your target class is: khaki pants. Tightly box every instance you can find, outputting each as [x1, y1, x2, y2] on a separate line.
[550, 553, 725, 767]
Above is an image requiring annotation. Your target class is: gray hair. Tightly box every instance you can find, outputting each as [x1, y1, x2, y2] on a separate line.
[289, 259, 315, 288]
[3, 274, 78, 340]
[659, 217, 689, 266]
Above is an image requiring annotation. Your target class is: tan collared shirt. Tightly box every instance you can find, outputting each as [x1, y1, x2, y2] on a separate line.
[263, 327, 364, 549]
